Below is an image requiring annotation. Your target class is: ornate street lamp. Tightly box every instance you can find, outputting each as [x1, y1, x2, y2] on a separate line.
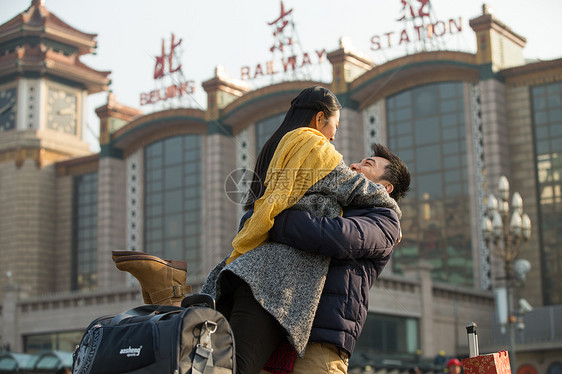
[482, 176, 531, 371]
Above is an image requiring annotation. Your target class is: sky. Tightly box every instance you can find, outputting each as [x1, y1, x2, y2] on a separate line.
[1, 0, 562, 150]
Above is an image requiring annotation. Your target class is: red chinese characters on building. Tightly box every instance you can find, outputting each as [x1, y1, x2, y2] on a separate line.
[154, 33, 183, 80]
[140, 33, 195, 106]
[240, 1, 328, 81]
[268, 1, 294, 52]
[396, 0, 430, 21]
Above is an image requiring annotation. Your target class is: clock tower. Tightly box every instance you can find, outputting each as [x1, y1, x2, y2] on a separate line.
[0, 0, 110, 297]
[0, 0, 110, 164]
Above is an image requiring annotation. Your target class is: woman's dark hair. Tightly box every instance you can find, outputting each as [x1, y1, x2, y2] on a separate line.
[371, 143, 411, 202]
[244, 86, 341, 210]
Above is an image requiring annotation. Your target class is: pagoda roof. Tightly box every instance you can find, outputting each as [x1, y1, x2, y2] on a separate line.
[0, 0, 98, 56]
[0, 0, 110, 93]
[0, 44, 110, 93]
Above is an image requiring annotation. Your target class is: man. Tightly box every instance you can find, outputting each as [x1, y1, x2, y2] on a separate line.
[264, 143, 410, 373]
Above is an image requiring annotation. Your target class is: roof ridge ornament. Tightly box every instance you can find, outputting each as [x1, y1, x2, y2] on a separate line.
[32, 0, 46, 7]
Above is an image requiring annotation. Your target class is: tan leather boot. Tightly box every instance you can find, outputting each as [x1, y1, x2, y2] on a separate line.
[112, 251, 192, 306]
[112, 251, 152, 303]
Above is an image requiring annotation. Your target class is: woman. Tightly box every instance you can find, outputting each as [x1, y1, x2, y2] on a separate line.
[202, 86, 401, 373]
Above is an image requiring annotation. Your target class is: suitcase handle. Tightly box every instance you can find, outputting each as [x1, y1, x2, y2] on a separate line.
[466, 322, 479, 357]
[181, 293, 215, 309]
[149, 309, 183, 323]
[110, 305, 179, 325]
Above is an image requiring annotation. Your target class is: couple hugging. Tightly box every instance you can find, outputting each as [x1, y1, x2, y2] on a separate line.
[113, 86, 410, 374]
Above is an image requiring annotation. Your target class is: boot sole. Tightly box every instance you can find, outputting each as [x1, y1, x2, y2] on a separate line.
[113, 255, 187, 272]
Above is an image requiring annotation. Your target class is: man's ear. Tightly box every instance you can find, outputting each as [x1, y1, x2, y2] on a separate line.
[382, 182, 394, 195]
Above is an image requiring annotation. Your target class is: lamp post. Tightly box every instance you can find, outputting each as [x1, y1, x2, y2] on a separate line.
[482, 176, 531, 371]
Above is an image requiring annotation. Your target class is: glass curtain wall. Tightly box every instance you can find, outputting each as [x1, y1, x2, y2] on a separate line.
[531, 81, 562, 305]
[72, 172, 98, 291]
[387, 82, 473, 286]
[144, 135, 202, 268]
[355, 313, 419, 356]
[23, 331, 84, 354]
[255, 113, 285, 154]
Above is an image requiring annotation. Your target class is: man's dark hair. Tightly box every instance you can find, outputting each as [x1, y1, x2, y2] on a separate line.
[371, 143, 410, 202]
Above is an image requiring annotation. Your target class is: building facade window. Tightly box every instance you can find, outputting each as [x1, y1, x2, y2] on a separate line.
[255, 113, 285, 154]
[144, 135, 202, 265]
[23, 331, 84, 354]
[531, 81, 562, 305]
[72, 172, 98, 291]
[387, 82, 473, 286]
[355, 313, 419, 355]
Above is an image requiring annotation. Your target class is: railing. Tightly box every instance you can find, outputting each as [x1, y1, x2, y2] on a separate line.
[17, 287, 141, 314]
[491, 304, 562, 348]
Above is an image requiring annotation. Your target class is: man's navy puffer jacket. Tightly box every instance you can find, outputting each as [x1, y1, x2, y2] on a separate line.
[267, 206, 401, 357]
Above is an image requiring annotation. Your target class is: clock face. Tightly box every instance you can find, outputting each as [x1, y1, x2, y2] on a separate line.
[0, 87, 17, 132]
[47, 88, 78, 134]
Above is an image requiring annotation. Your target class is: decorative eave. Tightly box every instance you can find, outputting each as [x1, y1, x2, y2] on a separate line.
[502, 57, 562, 77]
[469, 12, 527, 48]
[502, 57, 562, 88]
[0, 0, 98, 55]
[326, 43, 375, 71]
[201, 66, 251, 96]
[55, 153, 99, 176]
[95, 93, 143, 122]
[201, 66, 251, 121]
[0, 44, 110, 93]
[0, 127, 92, 168]
[327, 38, 375, 94]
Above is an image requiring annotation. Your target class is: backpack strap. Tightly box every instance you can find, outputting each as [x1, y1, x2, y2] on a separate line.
[191, 320, 218, 374]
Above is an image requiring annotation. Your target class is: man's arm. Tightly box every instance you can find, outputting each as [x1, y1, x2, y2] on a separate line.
[269, 206, 400, 260]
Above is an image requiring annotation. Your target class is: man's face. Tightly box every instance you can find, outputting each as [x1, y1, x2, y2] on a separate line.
[350, 157, 393, 194]
[350, 157, 390, 183]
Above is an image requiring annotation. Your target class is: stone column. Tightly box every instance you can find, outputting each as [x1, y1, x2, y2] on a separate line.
[404, 262, 435, 356]
[327, 37, 374, 95]
[418, 262, 435, 356]
[469, 4, 527, 72]
[1, 278, 20, 351]
[94, 93, 141, 290]
[96, 156, 126, 289]
[202, 66, 250, 123]
[200, 133, 237, 284]
[199, 67, 249, 286]
[327, 38, 375, 163]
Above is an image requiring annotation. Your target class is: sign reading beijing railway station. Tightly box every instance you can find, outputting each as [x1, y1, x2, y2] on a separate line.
[240, 0, 463, 81]
[140, 33, 196, 106]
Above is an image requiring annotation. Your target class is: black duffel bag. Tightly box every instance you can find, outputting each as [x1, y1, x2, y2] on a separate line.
[72, 294, 235, 374]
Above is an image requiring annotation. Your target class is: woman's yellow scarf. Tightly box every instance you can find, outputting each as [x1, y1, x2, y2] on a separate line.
[226, 127, 343, 264]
